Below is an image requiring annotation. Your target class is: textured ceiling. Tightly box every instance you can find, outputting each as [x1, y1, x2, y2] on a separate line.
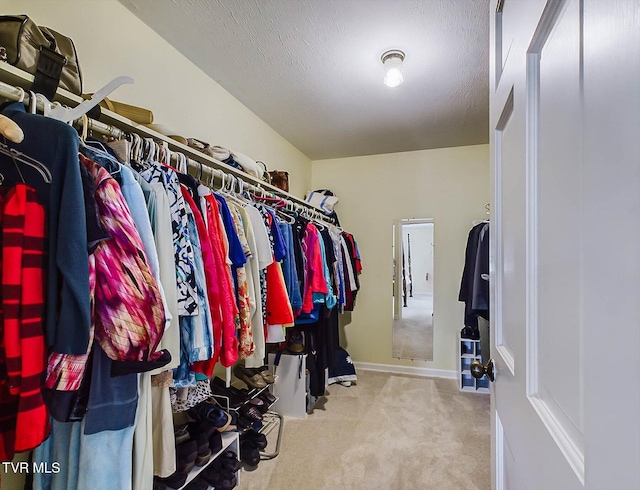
[117, 0, 489, 160]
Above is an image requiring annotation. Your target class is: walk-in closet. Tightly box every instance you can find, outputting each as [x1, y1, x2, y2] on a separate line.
[1, 1, 639, 489]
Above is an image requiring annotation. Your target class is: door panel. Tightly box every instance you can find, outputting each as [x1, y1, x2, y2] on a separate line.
[494, 89, 520, 374]
[532, 0, 584, 461]
[581, 1, 640, 487]
[490, 0, 640, 488]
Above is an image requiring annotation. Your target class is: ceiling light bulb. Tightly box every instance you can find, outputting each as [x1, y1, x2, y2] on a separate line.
[382, 50, 405, 88]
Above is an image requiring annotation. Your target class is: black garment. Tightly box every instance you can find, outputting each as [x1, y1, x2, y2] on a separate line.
[79, 162, 110, 254]
[459, 223, 486, 330]
[325, 304, 339, 370]
[177, 172, 204, 214]
[320, 228, 336, 267]
[299, 302, 340, 396]
[472, 224, 489, 321]
[111, 349, 171, 376]
[341, 232, 360, 311]
[328, 347, 357, 385]
[326, 211, 340, 227]
[292, 216, 309, 291]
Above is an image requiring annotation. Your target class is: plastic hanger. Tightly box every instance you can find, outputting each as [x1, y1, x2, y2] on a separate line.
[28, 91, 38, 114]
[252, 192, 286, 209]
[129, 133, 139, 163]
[277, 205, 296, 224]
[80, 114, 89, 142]
[0, 114, 24, 144]
[141, 138, 155, 163]
[0, 137, 52, 184]
[162, 142, 173, 167]
[177, 152, 188, 174]
[45, 76, 134, 123]
[15, 87, 26, 104]
[84, 137, 111, 154]
[218, 174, 251, 208]
[279, 201, 299, 222]
[0, 88, 26, 143]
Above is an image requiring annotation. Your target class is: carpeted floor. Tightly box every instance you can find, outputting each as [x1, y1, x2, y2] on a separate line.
[239, 370, 490, 490]
[393, 293, 434, 360]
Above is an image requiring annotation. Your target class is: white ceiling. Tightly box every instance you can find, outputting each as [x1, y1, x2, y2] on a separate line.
[118, 0, 489, 160]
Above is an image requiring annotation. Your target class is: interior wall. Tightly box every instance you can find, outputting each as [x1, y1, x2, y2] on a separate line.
[312, 144, 490, 372]
[2, 0, 312, 196]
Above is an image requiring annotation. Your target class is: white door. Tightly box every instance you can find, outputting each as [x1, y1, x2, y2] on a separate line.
[489, 1, 640, 489]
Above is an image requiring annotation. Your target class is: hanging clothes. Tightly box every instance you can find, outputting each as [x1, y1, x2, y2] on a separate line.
[172, 192, 213, 388]
[196, 192, 238, 369]
[1, 102, 91, 356]
[228, 202, 255, 359]
[459, 222, 490, 336]
[141, 173, 180, 371]
[261, 207, 294, 341]
[341, 232, 361, 311]
[0, 91, 366, 488]
[0, 184, 50, 461]
[279, 221, 303, 314]
[82, 155, 168, 365]
[242, 203, 273, 369]
[141, 162, 199, 317]
[301, 223, 328, 314]
[179, 187, 220, 378]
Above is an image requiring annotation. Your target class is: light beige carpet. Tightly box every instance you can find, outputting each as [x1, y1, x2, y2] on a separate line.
[393, 293, 434, 361]
[239, 370, 490, 490]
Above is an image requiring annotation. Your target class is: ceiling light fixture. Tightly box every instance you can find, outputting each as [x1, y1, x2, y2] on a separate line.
[381, 49, 405, 88]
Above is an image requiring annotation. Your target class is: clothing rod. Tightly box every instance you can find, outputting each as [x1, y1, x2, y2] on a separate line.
[0, 78, 124, 138]
[0, 67, 333, 222]
[184, 160, 330, 223]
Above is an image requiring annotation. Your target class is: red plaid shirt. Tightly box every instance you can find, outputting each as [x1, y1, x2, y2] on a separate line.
[0, 185, 50, 461]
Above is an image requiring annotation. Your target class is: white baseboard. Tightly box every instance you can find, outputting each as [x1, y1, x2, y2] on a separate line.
[354, 361, 457, 379]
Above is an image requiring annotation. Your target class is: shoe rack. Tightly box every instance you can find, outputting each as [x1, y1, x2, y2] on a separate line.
[176, 431, 239, 490]
[210, 372, 284, 464]
[459, 335, 490, 394]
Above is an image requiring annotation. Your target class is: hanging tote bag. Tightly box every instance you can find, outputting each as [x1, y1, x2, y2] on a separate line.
[0, 15, 83, 99]
[305, 189, 339, 213]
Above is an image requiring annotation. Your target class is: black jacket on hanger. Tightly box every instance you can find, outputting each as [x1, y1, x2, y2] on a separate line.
[459, 223, 489, 330]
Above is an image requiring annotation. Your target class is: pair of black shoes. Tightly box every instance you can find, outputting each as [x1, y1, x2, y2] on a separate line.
[153, 438, 198, 489]
[239, 430, 267, 468]
[460, 326, 480, 340]
[200, 450, 239, 489]
[210, 377, 251, 408]
[187, 398, 233, 432]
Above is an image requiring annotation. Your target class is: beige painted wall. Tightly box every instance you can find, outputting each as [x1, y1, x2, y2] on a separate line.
[2, 0, 312, 196]
[312, 144, 490, 372]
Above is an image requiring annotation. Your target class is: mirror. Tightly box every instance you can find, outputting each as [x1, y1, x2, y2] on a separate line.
[392, 219, 434, 361]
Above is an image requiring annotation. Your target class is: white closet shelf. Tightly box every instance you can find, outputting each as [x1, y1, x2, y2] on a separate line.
[0, 63, 327, 216]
